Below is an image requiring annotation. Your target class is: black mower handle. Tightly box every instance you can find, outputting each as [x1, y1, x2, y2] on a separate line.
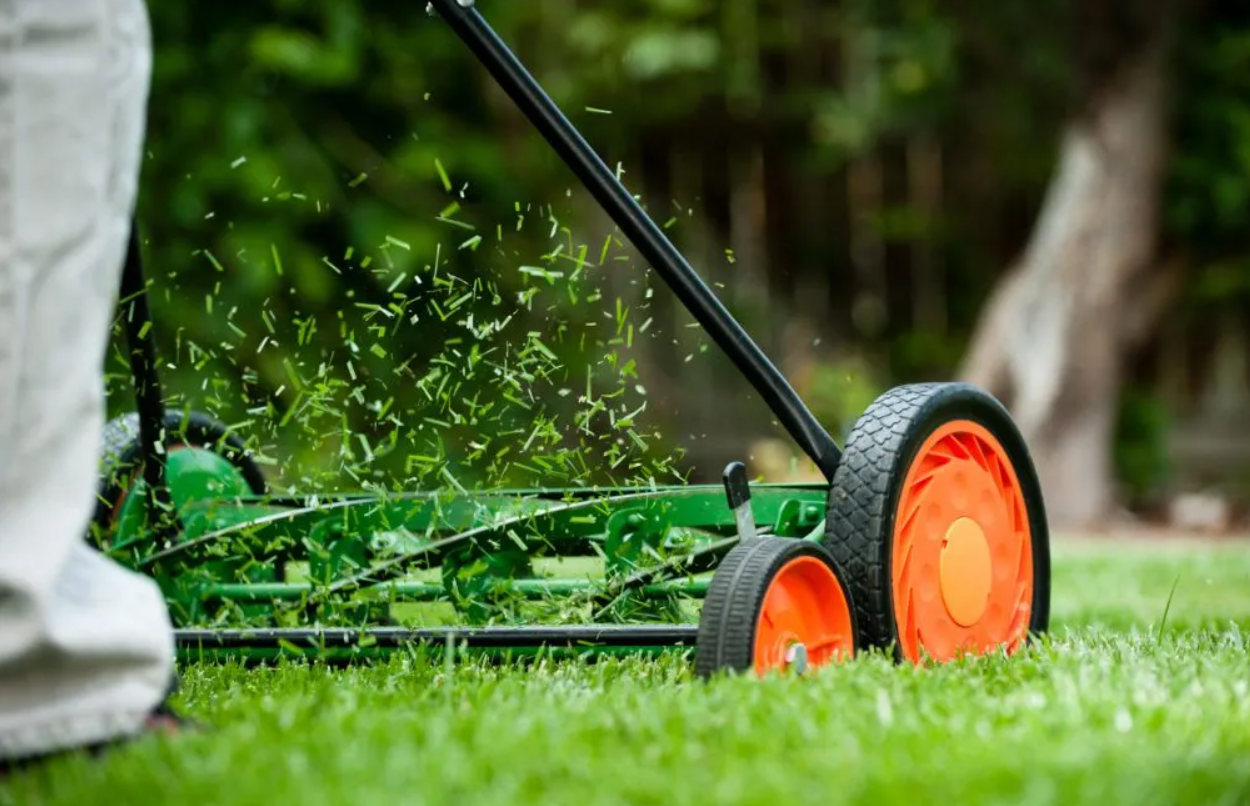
[427, 0, 843, 480]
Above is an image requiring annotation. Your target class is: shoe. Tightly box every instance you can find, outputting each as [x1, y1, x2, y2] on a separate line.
[0, 676, 201, 777]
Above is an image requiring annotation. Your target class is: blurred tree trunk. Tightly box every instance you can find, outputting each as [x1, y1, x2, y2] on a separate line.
[960, 9, 1180, 529]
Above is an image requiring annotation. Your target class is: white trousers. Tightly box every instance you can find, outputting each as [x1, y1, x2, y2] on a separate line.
[0, 0, 174, 760]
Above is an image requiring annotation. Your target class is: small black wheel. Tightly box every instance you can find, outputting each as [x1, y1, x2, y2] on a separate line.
[695, 537, 858, 679]
[90, 408, 267, 542]
[822, 382, 1050, 666]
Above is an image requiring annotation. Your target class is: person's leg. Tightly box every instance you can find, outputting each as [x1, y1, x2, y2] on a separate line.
[0, 0, 176, 762]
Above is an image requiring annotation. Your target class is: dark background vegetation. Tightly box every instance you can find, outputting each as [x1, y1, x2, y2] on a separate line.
[112, 0, 1250, 532]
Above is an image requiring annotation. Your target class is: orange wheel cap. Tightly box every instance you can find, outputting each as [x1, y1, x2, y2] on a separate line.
[939, 517, 991, 626]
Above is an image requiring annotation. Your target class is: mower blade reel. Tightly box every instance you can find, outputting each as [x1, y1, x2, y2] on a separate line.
[590, 536, 738, 620]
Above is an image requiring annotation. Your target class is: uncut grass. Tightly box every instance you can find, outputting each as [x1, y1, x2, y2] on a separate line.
[4, 539, 1250, 806]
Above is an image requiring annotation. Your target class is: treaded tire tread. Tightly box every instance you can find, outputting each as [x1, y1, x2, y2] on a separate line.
[694, 537, 857, 679]
[821, 382, 1050, 658]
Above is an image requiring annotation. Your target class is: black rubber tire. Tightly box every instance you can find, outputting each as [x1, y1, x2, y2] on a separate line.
[821, 382, 1051, 660]
[694, 537, 858, 679]
[91, 408, 267, 540]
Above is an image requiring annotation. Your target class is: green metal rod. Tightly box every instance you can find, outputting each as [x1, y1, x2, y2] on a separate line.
[177, 643, 688, 665]
[203, 577, 710, 602]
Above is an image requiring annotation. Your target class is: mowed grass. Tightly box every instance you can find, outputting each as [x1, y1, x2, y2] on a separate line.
[5, 536, 1250, 806]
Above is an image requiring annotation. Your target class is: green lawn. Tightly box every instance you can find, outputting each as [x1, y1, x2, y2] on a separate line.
[5, 536, 1250, 806]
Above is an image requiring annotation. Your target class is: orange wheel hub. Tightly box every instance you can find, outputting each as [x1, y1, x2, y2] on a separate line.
[892, 420, 1033, 664]
[939, 517, 992, 626]
[753, 555, 855, 675]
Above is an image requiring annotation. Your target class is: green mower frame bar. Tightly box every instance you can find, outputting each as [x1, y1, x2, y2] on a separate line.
[105, 0, 1051, 677]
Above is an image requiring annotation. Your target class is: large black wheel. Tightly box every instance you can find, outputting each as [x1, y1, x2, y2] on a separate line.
[695, 537, 858, 679]
[822, 383, 1050, 665]
[90, 408, 267, 544]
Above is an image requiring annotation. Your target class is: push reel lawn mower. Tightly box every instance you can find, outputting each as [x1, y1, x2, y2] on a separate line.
[94, 0, 1050, 679]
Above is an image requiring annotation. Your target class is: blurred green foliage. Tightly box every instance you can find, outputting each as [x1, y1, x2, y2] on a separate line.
[1167, 3, 1250, 311]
